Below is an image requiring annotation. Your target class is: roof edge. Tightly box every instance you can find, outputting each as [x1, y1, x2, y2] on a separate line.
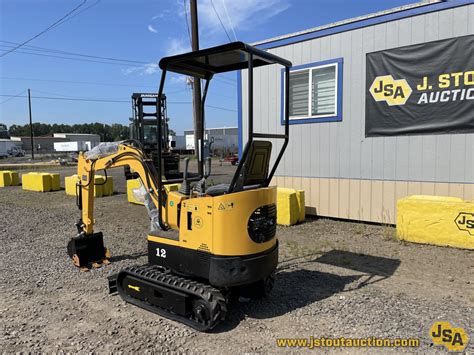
[254, 0, 473, 49]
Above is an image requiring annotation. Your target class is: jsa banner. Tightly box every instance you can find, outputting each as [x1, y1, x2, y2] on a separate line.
[366, 35, 474, 137]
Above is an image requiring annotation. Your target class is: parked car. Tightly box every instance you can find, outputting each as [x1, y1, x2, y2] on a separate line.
[7, 146, 25, 157]
[222, 155, 238, 166]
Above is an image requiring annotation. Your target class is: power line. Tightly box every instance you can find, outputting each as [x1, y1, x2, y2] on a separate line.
[34, 88, 188, 99]
[0, 94, 129, 103]
[0, 41, 147, 64]
[33, 89, 127, 101]
[206, 104, 236, 112]
[0, 90, 27, 105]
[221, 0, 237, 41]
[0, 93, 237, 112]
[215, 75, 236, 83]
[214, 77, 236, 86]
[54, 0, 101, 25]
[0, 47, 145, 66]
[1, 76, 157, 88]
[1, 77, 234, 97]
[0, 0, 88, 58]
[183, 0, 192, 47]
[210, 0, 232, 43]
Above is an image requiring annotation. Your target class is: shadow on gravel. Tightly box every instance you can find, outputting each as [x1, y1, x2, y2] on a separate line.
[214, 269, 361, 333]
[315, 250, 401, 288]
[109, 251, 147, 262]
[213, 250, 400, 333]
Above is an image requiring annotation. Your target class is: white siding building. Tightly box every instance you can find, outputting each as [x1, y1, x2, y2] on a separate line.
[238, 0, 474, 223]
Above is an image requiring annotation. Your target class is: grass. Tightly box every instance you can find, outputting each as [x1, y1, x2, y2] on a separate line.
[380, 224, 397, 241]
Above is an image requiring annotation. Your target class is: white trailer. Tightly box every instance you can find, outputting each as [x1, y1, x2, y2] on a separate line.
[54, 141, 88, 152]
[172, 135, 185, 150]
[185, 135, 195, 150]
[0, 139, 21, 158]
[185, 134, 209, 150]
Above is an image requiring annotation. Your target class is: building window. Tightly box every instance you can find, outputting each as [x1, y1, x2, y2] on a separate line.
[282, 58, 343, 124]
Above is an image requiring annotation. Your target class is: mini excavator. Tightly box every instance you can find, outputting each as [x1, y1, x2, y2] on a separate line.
[67, 42, 292, 331]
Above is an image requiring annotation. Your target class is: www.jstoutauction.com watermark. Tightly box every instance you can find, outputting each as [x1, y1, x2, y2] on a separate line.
[276, 336, 420, 349]
[276, 322, 470, 352]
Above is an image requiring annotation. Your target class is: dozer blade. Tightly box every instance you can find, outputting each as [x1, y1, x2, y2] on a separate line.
[67, 232, 110, 268]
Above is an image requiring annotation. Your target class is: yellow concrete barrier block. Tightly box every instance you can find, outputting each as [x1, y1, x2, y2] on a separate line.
[127, 180, 181, 205]
[22, 172, 52, 192]
[95, 175, 113, 196]
[9, 171, 20, 186]
[0, 170, 20, 187]
[65, 174, 80, 196]
[44, 173, 60, 191]
[277, 187, 306, 225]
[127, 178, 144, 205]
[397, 195, 474, 250]
[277, 188, 299, 226]
[104, 177, 113, 196]
[65, 174, 113, 197]
[0, 171, 12, 187]
[93, 176, 105, 197]
[295, 189, 305, 222]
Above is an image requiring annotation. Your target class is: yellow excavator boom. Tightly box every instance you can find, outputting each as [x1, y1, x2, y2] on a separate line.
[68, 142, 166, 268]
[77, 143, 160, 234]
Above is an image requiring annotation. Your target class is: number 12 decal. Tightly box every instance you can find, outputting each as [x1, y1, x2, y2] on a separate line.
[156, 248, 167, 258]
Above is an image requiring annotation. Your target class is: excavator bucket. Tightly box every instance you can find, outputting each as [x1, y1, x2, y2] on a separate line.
[67, 232, 110, 269]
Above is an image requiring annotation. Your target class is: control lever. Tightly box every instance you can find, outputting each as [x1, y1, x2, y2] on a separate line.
[194, 157, 212, 195]
[204, 157, 211, 178]
[178, 157, 191, 195]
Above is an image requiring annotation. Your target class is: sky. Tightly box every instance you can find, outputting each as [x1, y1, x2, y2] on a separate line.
[0, 0, 416, 135]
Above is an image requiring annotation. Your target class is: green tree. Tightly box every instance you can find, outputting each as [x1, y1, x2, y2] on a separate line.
[0, 123, 10, 139]
[110, 123, 129, 141]
[7, 122, 130, 142]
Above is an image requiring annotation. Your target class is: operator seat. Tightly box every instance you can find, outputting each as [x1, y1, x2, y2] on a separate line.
[206, 140, 272, 197]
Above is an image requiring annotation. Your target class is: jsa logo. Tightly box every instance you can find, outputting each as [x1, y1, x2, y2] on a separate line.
[369, 75, 412, 106]
[455, 212, 474, 235]
[430, 321, 469, 352]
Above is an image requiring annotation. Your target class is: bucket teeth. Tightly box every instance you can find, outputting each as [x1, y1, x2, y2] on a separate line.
[67, 232, 109, 269]
[72, 254, 81, 268]
[71, 253, 110, 270]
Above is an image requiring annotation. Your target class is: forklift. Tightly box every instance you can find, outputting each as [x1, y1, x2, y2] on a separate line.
[67, 42, 292, 331]
[126, 92, 180, 180]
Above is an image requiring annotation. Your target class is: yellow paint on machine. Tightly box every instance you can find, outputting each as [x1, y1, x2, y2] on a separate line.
[127, 284, 140, 292]
[148, 187, 277, 257]
[396, 195, 474, 250]
[22, 172, 60, 192]
[276, 188, 305, 226]
[0, 170, 19, 187]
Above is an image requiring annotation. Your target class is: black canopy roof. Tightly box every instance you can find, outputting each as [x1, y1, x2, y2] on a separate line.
[159, 41, 292, 79]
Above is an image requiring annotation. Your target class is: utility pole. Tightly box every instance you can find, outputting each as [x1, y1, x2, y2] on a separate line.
[28, 88, 34, 160]
[190, 0, 203, 175]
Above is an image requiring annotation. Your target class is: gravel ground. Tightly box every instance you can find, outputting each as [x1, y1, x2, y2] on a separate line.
[0, 163, 472, 353]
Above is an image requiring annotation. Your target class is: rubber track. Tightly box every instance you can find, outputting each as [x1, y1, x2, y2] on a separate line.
[117, 265, 227, 331]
